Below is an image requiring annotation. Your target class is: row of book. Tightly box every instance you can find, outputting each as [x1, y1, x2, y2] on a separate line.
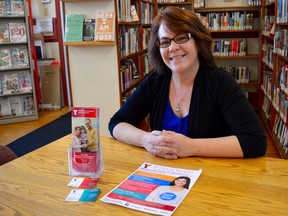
[277, 0, 288, 24]
[118, 26, 139, 57]
[0, 94, 35, 117]
[262, 15, 274, 36]
[248, 0, 261, 6]
[274, 29, 288, 58]
[279, 62, 288, 94]
[0, 22, 27, 43]
[213, 39, 247, 57]
[0, 0, 24, 16]
[141, 2, 153, 25]
[0, 47, 29, 69]
[196, 12, 257, 31]
[116, 0, 137, 23]
[273, 112, 288, 155]
[156, 0, 204, 7]
[120, 59, 139, 92]
[64, 11, 115, 42]
[221, 65, 251, 84]
[120, 53, 150, 92]
[262, 70, 288, 123]
[262, 44, 273, 69]
[262, 95, 288, 155]
[142, 28, 150, 50]
[0, 72, 32, 95]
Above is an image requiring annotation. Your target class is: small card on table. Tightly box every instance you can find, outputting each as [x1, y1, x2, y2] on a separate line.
[65, 189, 101, 202]
[67, 177, 99, 189]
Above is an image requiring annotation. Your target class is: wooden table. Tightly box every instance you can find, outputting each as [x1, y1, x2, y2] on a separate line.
[0, 135, 288, 215]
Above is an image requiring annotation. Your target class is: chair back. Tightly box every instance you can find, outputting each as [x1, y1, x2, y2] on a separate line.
[0, 145, 17, 166]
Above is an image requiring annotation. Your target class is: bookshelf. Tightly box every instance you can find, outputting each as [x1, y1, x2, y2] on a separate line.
[194, 1, 261, 109]
[60, 0, 120, 136]
[260, 0, 288, 158]
[0, 0, 38, 124]
[116, 0, 156, 104]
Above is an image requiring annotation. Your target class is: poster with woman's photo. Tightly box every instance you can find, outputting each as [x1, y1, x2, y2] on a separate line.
[101, 162, 202, 215]
[68, 107, 102, 178]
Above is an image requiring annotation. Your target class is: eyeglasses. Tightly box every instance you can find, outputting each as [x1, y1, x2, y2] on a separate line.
[157, 33, 192, 48]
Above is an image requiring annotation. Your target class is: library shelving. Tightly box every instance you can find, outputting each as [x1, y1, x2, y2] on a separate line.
[0, 0, 38, 124]
[260, 0, 288, 158]
[194, 2, 262, 109]
[116, 0, 156, 104]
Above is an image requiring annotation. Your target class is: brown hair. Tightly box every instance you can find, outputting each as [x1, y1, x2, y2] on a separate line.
[148, 7, 216, 74]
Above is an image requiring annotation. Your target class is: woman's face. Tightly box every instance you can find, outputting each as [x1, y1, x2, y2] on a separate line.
[75, 128, 80, 135]
[174, 178, 187, 187]
[158, 23, 199, 75]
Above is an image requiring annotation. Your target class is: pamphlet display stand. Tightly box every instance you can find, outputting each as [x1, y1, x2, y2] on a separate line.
[68, 107, 103, 178]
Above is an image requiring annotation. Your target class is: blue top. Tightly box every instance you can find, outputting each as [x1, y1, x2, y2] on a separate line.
[162, 99, 188, 135]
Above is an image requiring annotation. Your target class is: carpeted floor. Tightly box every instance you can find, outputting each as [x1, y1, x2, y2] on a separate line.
[7, 112, 71, 157]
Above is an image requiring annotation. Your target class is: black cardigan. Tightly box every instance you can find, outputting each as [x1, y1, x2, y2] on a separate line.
[109, 65, 267, 158]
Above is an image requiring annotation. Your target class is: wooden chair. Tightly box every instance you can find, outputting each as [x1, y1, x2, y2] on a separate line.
[0, 145, 17, 166]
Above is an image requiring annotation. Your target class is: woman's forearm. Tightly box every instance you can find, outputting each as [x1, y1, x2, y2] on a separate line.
[112, 122, 150, 147]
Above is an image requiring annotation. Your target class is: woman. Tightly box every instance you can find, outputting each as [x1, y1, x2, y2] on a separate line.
[109, 7, 267, 158]
[145, 176, 191, 206]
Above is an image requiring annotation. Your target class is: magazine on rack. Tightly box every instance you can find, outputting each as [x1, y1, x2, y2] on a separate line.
[68, 107, 103, 178]
[101, 162, 202, 215]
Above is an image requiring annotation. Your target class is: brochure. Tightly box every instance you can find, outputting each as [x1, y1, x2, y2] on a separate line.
[68, 107, 103, 178]
[101, 162, 202, 215]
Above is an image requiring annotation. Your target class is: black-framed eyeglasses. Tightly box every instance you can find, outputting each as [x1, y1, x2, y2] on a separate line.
[157, 33, 192, 48]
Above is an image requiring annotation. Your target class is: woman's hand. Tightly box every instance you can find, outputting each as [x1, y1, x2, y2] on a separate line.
[143, 130, 191, 159]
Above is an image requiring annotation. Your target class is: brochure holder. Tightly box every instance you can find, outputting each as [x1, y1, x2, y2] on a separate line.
[68, 107, 103, 178]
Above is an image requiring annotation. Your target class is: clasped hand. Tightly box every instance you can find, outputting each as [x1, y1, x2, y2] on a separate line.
[144, 130, 189, 159]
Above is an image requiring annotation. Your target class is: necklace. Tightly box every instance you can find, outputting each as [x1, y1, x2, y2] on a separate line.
[173, 84, 192, 112]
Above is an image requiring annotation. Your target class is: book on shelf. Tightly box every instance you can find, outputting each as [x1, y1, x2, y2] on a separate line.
[0, 48, 12, 69]
[64, 14, 84, 42]
[0, 96, 11, 117]
[11, 47, 29, 68]
[0, 23, 9, 43]
[0, 1, 5, 16]
[10, 0, 24, 16]
[10, 95, 22, 116]
[18, 72, 32, 93]
[68, 107, 103, 178]
[8, 22, 27, 43]
[1, 73, 19, 94]
[4, 0, 12, 15]
[82, 18, 95, 41]
[130, 5, 139, 22]
[94, 10, 115, 42]
[21, 94, 35, 115]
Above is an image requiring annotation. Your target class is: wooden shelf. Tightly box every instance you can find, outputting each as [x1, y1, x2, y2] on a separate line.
[214, 54, 260, 59]
[194, 6, 261, 12]
[64, 41, 116, 46]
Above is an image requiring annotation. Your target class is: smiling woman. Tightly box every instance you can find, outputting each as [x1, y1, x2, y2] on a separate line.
[145, 176, 191, 206]
[108, 7, 267, 159]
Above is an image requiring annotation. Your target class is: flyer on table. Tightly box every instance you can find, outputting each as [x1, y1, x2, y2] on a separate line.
[101, 162, 202, 215]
